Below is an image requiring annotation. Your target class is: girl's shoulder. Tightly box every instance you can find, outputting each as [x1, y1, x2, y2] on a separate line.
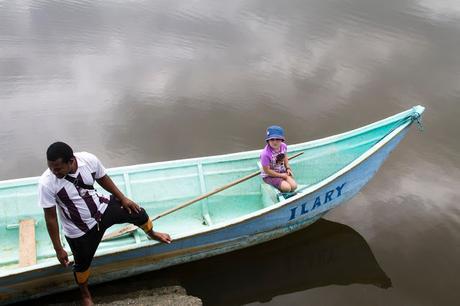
[260, 144, 271, 155]
[281, 142, 288, 151]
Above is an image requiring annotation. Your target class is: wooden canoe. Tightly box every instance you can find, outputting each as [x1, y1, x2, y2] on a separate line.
[0, 105, 425, 305]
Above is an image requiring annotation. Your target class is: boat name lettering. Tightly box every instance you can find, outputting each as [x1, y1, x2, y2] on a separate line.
[288, 182, 346, 221]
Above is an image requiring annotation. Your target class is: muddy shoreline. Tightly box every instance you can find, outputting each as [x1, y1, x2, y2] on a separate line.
[29, 286, 202, 306]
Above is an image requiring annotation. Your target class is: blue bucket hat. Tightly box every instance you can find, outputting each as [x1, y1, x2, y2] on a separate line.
[265, 125, 285, 141]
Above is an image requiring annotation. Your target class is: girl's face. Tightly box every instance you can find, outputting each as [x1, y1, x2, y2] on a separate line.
[268, 138, 283, 150]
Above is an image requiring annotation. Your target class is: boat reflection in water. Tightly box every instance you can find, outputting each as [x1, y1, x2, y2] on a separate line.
[20, 218, 390, 305]
[54, 218, 388, 306]
[175, 218, 392, 305]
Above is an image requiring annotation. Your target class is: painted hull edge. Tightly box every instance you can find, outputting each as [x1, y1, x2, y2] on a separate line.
[0, 122, 413, 305]
[0, 214, 324, 305]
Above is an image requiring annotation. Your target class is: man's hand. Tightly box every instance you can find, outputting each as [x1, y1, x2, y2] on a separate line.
[97, 175, 141, 214]
[148, 230, 172, 244]
[55, 247, 70, 267]
[120, 197, 141, 214]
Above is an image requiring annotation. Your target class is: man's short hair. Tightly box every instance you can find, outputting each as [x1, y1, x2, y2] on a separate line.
[47, 142, 74, 162]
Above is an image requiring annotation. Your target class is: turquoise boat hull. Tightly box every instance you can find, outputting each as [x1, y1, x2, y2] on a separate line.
[0, 106, 425, 305]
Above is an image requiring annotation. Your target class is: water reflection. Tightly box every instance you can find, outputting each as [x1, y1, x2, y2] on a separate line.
[2, 0, 460, 305]
[22, 218, 390, 305]
[1, 0, 460, 179]
[176, 218, 391, 305]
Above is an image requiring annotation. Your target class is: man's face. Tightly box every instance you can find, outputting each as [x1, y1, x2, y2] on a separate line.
[47, 158, 72, 179]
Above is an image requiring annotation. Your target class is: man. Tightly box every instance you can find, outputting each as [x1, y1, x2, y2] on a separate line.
[38, 142, 171, 306]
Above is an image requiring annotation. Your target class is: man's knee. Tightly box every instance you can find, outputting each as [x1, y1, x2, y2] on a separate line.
[124, 208, 152, 233]
[138, 217, 153, 233]
[131, 207, 149, 225]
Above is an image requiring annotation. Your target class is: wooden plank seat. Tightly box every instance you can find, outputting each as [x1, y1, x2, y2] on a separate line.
[18, 219, 37, 267]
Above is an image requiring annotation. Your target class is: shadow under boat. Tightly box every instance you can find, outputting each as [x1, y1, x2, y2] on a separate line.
[17, 218, 391, 305]
[173, 218, 392, 305]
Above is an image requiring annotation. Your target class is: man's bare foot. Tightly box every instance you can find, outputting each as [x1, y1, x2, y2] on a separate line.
[147, 230, 172, 243]
[79, 283, 94, 306]
[81, 296, 94, 306]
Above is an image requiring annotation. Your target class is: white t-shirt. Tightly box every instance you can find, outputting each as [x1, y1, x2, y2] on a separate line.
[38, 152, 110, 238]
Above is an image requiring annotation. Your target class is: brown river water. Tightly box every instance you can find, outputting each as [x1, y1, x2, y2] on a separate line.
[1, 1, 459, 305]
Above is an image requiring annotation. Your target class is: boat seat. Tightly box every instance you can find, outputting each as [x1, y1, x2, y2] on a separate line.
[258, 161, 284, 206]
[261, 183, 280, 207]
[257, 161, 294, 204]
[18, 219, 37, 267]
[261, 182, 308, 206]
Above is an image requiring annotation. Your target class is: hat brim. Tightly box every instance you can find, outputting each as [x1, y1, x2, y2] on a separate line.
[265, 135, 285, 141]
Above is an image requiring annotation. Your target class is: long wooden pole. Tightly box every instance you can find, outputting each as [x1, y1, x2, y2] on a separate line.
[102, 151, 303, 241]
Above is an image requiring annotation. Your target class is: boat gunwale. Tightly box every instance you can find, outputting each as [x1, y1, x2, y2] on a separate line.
[163, 117, 416, 242]
[0, 106, 422, 188]
[0, 106, 424, 278]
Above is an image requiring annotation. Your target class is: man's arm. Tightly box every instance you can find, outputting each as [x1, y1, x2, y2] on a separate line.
[44, 207, 69, 267]
[96, 174, 140, 214]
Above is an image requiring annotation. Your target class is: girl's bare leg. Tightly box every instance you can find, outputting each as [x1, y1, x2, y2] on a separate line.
[279, 181, 292, 192]
[286, 177, 297, 191]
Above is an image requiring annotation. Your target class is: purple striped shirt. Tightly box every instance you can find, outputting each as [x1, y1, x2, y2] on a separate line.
[38, 152, 110, 238]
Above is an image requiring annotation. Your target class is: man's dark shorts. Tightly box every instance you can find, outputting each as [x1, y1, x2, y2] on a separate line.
[65, 196, 150, 283]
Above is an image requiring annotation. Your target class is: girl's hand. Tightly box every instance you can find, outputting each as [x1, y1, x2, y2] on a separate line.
[287, 168, 293, 177]
[280, 173, 289, 179]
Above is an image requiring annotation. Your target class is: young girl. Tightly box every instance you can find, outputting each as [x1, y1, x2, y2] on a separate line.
[260, 125, 297, 192]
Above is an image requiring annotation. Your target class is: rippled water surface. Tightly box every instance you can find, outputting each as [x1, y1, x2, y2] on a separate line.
[2, 1, 460, 305]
